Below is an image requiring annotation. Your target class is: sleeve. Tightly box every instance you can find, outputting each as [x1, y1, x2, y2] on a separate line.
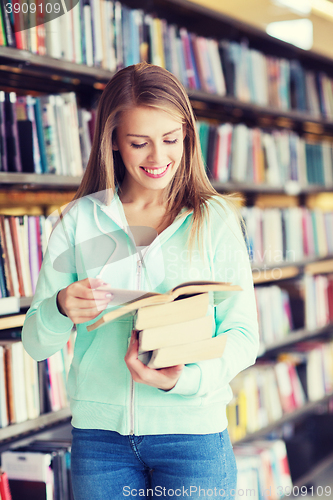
[21, 208, 77, 362]
[165, 200, 260, 397]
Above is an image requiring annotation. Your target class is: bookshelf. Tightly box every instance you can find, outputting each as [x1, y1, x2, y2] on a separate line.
[233, 392, 333, 446]
[0, 0, 333, 494]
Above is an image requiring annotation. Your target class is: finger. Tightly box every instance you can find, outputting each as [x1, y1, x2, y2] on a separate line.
[71, 284, 113, 302]
[86, 277, 106, 289]
[159, 364, 184, 376]
[125, 331, 139, 359]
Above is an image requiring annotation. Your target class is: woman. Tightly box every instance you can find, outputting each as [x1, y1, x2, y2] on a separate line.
[22, 62, 259, 499]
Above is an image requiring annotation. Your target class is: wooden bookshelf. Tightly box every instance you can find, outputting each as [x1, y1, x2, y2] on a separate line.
[0, 172, 82, 189]
[233, 393, 333, 445]
[0, 408, 72, 443]
[258, 324, 333, 356]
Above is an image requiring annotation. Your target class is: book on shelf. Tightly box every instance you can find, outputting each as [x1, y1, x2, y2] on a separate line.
[0, 213, 55, 301]
[0, 334, 74, 428]
[227, 337, 333, 442]
[87, 280, 242, 331]
[234, 440, 293, 495]
[1, 0, 333, 122]
[0, 469, 12, 500]
[0, 90, 91, 176]
[2, 439, 74, 500]
[242, 205, 333, 267]
[197, 118, 333, 189]
[1, 450, 54, 500]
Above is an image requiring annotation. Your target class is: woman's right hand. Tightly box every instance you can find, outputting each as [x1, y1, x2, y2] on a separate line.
[56, 278, 113, 324]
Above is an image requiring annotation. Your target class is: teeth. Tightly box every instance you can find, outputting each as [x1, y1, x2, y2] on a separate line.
[142, 165, 168, 175]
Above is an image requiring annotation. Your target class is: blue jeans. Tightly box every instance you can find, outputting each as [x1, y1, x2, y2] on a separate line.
[71, 427, 237, 499]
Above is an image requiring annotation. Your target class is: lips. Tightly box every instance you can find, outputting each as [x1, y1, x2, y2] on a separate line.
[140, 163, 171, 178]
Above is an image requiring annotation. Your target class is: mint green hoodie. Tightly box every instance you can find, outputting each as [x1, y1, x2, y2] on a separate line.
[22, 188, 259, 436]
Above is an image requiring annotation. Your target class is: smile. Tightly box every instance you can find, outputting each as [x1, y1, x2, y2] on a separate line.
[140, 164, 171, 178]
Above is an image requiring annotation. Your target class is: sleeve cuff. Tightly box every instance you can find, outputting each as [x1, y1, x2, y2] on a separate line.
[39, 289, 74, 334]
[161, 364, 202, 397]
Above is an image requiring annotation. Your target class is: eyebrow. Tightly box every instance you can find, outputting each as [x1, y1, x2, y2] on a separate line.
[126, 127, 182, 138]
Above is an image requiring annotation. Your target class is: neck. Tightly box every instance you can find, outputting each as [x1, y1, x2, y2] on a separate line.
[118, 180, 168, 209]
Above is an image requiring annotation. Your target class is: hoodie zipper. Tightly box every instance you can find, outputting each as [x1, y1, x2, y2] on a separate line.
[129, 257, 143, 435]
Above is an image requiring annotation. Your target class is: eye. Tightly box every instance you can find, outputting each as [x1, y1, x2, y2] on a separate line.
[131, 143, 147, 149]
[164, 139, 178, 145]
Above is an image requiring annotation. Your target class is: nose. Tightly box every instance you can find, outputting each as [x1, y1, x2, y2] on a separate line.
[147, 143, 165, 165]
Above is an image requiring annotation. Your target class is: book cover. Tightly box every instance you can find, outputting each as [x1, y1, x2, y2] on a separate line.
[3, 217, 20, 297]
[138, 313, 213, 353]
[4, 93, 22, 172]
[8, 217, 25, 297]
[33, 97, 48, 173]
[0, 470, 13, 500]
[0, 345, 9, 427]
[146, 333, 228, 369]
[134, 290, 209, 330]
[0, 0, 15, 47]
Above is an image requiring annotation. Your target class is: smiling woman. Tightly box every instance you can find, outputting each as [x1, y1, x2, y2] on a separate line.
[21, 62, 259, 500]
[112, 106, 185, 189]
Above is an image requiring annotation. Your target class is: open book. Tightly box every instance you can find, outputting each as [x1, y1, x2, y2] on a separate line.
[87, 280, 242, 331]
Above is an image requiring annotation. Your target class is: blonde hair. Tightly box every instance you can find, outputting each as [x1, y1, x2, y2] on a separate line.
[70, 62, 244, 259]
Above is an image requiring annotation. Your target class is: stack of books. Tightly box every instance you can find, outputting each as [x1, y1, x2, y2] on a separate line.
[87, 280, 242, 369]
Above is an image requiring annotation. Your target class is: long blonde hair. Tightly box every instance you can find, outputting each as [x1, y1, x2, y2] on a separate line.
[70, 62, 244, 258]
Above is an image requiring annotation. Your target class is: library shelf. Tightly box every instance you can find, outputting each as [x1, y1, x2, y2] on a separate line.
[251, 255, 333, 284]
[232, 393, 333, 445]
[189, 89, 333, 131]
[0, 172, 82, 189]
[0, 0, 332, 480]
[258, 324, 333, 356]
[252, 265, 300, 284]
[1, 173, 331, 196]
[0, 46, 112, 94]
[0, 407, 72, 444]
[211, 181, 333, 195]
[305, 259, 333, 275]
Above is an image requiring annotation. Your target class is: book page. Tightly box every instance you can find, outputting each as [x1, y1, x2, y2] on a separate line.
[96, 285, 160, 307]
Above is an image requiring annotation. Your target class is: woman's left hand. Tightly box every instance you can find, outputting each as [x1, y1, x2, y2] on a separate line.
[124, 330, 184, 391]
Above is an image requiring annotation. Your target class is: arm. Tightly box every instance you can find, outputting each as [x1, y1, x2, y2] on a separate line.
[166, 200, 260, 397]
[21, 208, 77, 361]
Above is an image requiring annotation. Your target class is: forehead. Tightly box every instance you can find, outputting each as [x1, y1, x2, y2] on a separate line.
[118, 106, 183, 134]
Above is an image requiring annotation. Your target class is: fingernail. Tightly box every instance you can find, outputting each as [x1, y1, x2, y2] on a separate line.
[106, 293, 112, 298]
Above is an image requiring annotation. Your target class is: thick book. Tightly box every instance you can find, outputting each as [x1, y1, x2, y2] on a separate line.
[134, 292, 209, 330]
[138, 313, 213, 353]
[145, 333, 228, 369]
[87, 280, 242, 331]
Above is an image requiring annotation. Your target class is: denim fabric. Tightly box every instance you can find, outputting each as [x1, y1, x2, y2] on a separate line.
[71, 427, 237, 499]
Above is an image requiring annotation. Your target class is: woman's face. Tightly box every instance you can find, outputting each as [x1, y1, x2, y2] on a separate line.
[113, 106, 185, 194]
